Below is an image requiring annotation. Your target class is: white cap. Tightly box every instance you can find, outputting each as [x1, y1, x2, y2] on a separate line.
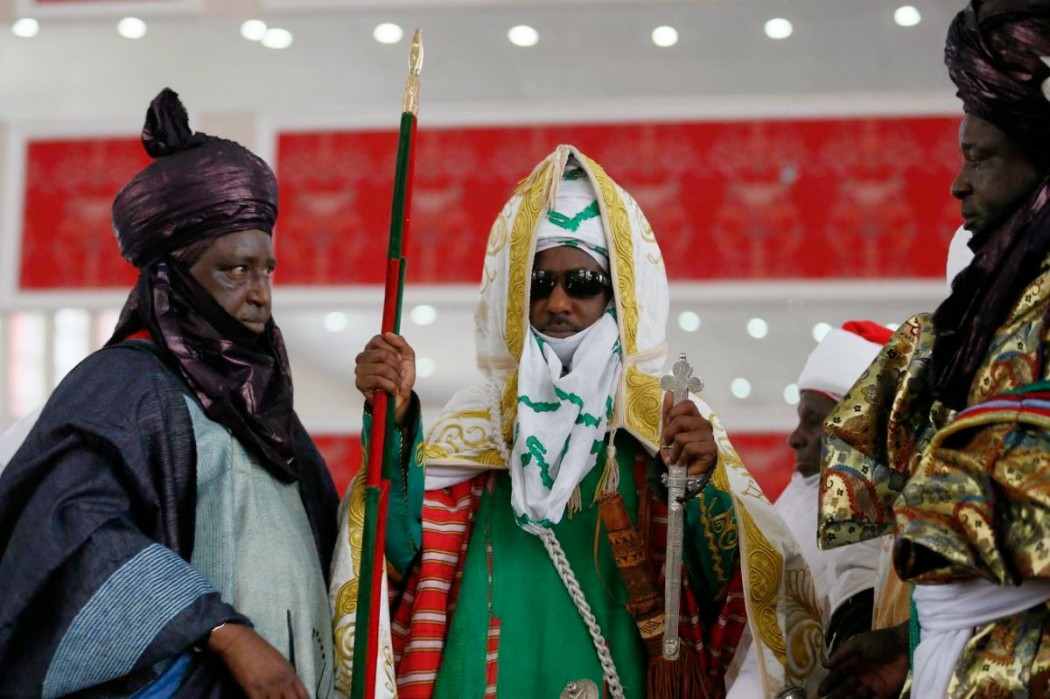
[797, 322, 892, 401]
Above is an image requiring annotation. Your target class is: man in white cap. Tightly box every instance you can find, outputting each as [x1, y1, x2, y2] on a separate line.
[790, 322, 894, 646]
[727, 321, 891, 698]
[330, 146, 825, 699]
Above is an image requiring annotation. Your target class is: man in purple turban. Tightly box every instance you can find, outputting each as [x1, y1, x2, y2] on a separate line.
[0, 89, 338, 697]
[818, 2, 1050, 697]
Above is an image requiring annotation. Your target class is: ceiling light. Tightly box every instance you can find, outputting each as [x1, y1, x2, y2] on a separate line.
[764, 18, 793, 40]
[894, 6, 922, 27]
[410, 304, 437, 326]
[324, 312, 348, 332]
[812, 322, 831, 343]
[240, 19, 267, 41]
[783, 383, 800, 405]
[508, 25, 539, 47]
[747, 317, 769, 339]
[261, 27, 293, 49]
[677, 311, 701, 333]
[651, 25, 678, 48]
[374, 22, 404, 44]
[731, 378, 752, 399]
[417, 357, 436, 378]
[11, 18, 39, 38]
[117, 17, 147, 39]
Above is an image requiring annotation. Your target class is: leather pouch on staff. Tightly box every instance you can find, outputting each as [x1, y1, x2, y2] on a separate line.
[597, 492, 713, 699]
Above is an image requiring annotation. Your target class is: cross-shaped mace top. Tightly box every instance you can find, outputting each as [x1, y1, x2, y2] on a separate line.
[660, 353, 704, 406]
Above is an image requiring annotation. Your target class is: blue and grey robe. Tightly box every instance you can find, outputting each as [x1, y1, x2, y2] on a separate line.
[0, 342, 338, 696]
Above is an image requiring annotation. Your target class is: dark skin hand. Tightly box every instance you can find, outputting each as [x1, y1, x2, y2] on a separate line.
[818, 622, 910, 699]
[355, 332, 416, 425]
[660, 392, 719, 478]
[208, 623, 308, 698]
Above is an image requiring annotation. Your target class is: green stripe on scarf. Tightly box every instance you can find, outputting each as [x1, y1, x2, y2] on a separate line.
[519, 396, 560, 413]
[547, 201, 601, 233]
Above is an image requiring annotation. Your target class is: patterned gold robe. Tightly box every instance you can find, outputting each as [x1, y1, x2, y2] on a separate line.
[818, 256, 1050, 697]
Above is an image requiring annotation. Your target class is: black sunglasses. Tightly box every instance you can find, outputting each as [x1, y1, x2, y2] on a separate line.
[531, 269, 612, 300]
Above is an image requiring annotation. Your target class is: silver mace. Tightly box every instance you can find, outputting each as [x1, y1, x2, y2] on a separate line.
[659, 352, 707, 661]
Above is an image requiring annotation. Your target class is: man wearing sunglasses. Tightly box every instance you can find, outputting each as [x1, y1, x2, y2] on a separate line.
[333, 146, 823, 698]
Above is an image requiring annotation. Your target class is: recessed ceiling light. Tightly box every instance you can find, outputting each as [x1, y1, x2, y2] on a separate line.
[764, 18, 793, 40]
[508, 25, 539, 47]
[117, 17, 147, 40]
[651, 25, 678, 48]
[324, 312, 348, 333]
[747, 317, 769, 339]
[417, 357, 436, 377]
[894, 6, 922, 27]
[261, 27, 293, 49]
[677, 311, 701, 333]
[410, 304, 437, 326]
[812, 322, 831, 342]
[374, 22, 404, 44]
[783, 383, 800, 405]
[731, 378, 752, 399]
[240, 19, 267, 41]
[11, 18, 39, 38]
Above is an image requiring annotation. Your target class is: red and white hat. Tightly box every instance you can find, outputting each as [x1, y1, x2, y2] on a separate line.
[797, 321, 894, 402]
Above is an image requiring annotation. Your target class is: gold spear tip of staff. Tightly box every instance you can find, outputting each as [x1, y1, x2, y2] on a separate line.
[409, 29, 423, 76]
[403, 29, 423, 115]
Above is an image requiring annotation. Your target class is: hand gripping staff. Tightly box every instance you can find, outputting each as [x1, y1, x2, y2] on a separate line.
[351, 29, 422, 699]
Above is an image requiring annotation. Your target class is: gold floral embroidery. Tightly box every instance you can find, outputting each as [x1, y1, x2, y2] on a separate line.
[781, 567, 824, 686]
[427, 410, 493, 452]
[334, 470, 367, 617]
[738, 502, 787, 665]
[504, 161, 549, 363]
[623, 366, 661, 449]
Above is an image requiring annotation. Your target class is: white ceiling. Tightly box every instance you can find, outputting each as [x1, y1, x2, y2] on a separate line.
[0, 0, 965, 123]
[0, 0, 968, 434]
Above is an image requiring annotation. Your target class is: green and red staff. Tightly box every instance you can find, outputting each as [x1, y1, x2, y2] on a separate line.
[352, 28, 423, 699]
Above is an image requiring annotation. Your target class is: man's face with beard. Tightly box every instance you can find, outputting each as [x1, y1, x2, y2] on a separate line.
[529, 245, 611, 337]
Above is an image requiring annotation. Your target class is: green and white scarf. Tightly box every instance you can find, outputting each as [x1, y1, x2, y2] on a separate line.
[510, 311, 621, 533]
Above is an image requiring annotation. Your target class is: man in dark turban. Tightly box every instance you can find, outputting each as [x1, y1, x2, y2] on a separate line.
[817, 2, 1050, 697]
[0, 89, 338, 697]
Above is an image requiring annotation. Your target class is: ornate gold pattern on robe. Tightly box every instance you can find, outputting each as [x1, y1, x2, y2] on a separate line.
[818, 257, 1050, 697]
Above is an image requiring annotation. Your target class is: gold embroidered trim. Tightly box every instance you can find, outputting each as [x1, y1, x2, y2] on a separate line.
[423, 443, 451, 461]
[738, 502, 787, 665]
[623, 365, 661, 449]
[426, 410, 496, 459]
[501, 369, 518, 445]
[581, 154, 639, 356]
[334, 469, 367, 617]
[504, 160, 550, 363]
[426, 451, 508, 468]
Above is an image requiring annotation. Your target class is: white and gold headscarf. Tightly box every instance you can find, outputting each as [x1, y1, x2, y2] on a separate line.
[424, 146, 670, 492]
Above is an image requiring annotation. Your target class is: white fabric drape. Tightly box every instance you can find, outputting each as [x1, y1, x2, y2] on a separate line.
[913, 579, 1050, 698]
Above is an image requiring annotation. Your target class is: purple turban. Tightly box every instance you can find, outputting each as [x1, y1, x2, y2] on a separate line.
[112, 88, 278, 267]
[933, 1, 1050, 409]
[946, 0, 1050, 163]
